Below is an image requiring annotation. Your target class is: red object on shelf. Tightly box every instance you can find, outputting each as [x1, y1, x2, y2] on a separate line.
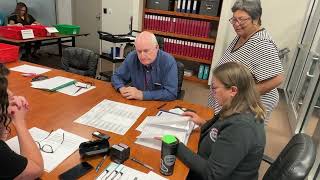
[0, 43, 19, 63]
[0, 26, 28, 40]
[24, 25, 54, 37]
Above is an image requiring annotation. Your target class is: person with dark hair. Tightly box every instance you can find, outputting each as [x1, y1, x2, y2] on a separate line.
[8, 2, 41, 59]
[0, 64, 10, 77]
[0, 66, 43, 179]
[8, 2, 40, 26]
[177, 62, 266, 180]
[208, 0, 284, 122]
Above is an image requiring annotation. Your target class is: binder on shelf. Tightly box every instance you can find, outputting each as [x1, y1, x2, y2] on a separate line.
[202, 65, 210, 80]
[198, 64, 204, 79]
[176, 0, 182, 12]
[181, 0, 187, 13]
[192, 0, 198, 14]
[186, 0, 192, 13]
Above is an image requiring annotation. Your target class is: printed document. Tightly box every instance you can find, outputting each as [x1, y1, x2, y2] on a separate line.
[135, 115, 194, 150]
[6, 127, 88, 172]
[10, 64, 51, 74]
[74, 100, 145, 135]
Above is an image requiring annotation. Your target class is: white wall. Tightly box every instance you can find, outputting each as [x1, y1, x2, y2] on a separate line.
[56, 0, 72, 24]
[208, 0, 311, 85]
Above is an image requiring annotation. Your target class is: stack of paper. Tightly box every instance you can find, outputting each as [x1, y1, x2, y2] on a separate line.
[74, 100, 145, 135]
[10, 64, 51, 74]
[135, 114, 194, 150]
[31, 76, 75, 91]
[6, 127, 88, 172]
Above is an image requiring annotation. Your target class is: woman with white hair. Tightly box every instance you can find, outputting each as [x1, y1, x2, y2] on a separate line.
[208, 0, 284, 121]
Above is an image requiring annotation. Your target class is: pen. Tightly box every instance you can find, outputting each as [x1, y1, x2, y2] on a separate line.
[96, 154, 107, 172]
[73, 87, 83, 95]
[157, 103, 167, 109]
[107, 164, 124, 180]
[130, 157, 154, 170]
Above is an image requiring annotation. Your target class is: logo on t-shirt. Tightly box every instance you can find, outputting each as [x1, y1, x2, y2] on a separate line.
[210, 128, 219, 142]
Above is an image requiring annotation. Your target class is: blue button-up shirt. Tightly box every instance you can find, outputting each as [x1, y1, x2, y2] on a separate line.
[111, 50, 178, 101]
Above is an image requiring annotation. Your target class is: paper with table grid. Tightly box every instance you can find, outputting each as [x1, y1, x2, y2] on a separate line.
[6, 127, 88, 172]
[74, 100, 146, 135]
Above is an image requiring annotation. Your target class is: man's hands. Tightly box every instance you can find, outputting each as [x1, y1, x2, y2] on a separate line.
[119, 87, 143, 100]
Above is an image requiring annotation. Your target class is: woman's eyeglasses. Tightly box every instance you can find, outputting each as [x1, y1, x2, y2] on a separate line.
[35, 130, 65, 153]
[229, 17, 251, 25]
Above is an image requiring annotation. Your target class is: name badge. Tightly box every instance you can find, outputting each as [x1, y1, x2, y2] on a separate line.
[21, 29, 34, 39]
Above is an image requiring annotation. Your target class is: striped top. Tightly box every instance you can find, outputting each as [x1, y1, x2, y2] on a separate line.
[208, 28, 283, 118]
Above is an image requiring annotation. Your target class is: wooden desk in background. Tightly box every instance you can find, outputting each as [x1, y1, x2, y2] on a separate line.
[0, 33, 89, 57]
[6, 61, 213, 180]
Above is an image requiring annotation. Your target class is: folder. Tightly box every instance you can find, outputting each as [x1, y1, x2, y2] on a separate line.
[198, 64, 204, 79]
[202, 65, 210, 80]
[31, 76, 76, 92]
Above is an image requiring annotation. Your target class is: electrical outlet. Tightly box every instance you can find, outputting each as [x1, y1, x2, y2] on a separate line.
[108, 8, 112, 15]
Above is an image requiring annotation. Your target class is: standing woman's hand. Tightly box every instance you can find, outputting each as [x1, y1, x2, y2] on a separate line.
[182, 111, 206, 126]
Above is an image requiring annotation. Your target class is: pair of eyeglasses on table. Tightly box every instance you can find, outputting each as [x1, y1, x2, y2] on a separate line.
[73, 80, 95, 95]
[35, 130, 65, 153]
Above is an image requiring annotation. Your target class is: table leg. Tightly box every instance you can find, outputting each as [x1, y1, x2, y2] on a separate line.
[25, 42, 31, 59]
[58, 38, 62, 56]
[72, 37, 75, 47]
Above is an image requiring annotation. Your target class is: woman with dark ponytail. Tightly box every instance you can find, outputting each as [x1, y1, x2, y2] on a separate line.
[0, 64, 43, 179]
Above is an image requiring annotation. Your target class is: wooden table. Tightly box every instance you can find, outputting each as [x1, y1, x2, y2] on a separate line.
[0, 33, 89, 57]
[6, 61, 213, 180]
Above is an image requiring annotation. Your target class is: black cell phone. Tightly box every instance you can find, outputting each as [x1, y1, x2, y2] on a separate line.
[58, 162, 93, 180]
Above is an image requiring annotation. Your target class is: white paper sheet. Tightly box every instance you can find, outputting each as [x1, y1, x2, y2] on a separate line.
[135, 115, 194, 150]
[6, 127, 88, 173]
[96, 162, 168, 180]
[10, 64, 51, 74]
[57, 82, 96, 96]
[74, 100, 145, 135]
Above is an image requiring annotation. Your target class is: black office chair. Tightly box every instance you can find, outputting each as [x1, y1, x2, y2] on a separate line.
[176, 61, 185, 100]
[262, 133, 316, 180]
[61, 47, 98, 78]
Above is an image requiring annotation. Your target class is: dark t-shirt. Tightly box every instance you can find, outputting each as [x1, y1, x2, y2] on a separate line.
[8, 14, 36, 25]
[0, 140, 28, 179]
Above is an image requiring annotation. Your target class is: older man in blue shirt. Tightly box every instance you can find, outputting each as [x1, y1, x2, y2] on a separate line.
[111, 31, 178, 101]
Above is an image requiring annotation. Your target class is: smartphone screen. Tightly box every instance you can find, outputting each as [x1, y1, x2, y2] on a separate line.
[59, 162, 93, 180]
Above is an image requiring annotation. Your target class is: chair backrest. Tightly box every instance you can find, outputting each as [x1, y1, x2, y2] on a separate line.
[61, 47, 98, 78]
[176, 61, 184, 99]
[263, 133, 316, 180]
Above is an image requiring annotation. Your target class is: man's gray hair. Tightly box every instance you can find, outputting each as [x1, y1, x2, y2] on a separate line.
[150, 33, 159, 46]
[232, 0, 262, 22]
[135, 31, 159, 46]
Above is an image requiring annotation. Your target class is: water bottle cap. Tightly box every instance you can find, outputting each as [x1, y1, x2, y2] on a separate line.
[162, 135, 177, 144]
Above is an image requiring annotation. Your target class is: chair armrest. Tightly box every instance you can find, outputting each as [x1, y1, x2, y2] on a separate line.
[263, 154, 275, 164]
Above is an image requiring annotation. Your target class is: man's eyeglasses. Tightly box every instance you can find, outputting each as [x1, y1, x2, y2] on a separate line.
[35, 130, 65, 153]
[229, 17, 251, 25]
[136, 46, 157, 55]
[73, 80, 94, 94]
